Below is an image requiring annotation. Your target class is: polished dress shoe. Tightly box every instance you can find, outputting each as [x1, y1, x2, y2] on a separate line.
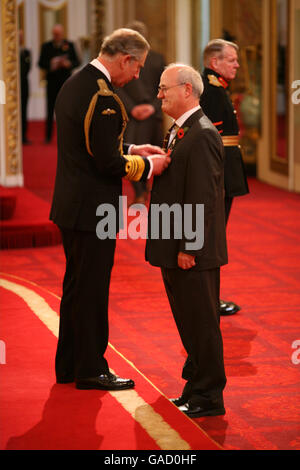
[220, 299, 240, 316]
[178, 401, 225, 418]
[76, 372, 135, 390]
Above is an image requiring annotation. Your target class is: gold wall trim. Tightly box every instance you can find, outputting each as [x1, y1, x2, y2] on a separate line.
[39, 0, 67, 45]
[1, 0, 20, 176]
[270, 0, 289, 175]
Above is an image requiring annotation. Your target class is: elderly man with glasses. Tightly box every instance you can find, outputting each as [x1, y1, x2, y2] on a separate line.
[146, 64, 228, 418]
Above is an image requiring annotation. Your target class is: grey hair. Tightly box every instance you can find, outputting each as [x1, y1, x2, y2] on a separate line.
[125, 20, 148, 39]
[165, 63, 204, 98]
[203, 39, 239, 67]
[100, 28, 150, 61]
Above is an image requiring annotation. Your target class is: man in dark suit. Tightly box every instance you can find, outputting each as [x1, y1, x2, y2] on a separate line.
[200, 39, 249, 315]
[50, 28, 170, 391]
[38, 24, 80, 143]
[146, 64, 228, 417]
[116, 21, 165, 204]
[19, 30, 31, 144]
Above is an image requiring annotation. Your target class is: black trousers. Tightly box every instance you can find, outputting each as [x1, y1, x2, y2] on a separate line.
[161, 266, 227, 408]
[21, 80, 29, 142]
[225, 196, 233, 225]
[46, 79, 65, 141]
[55, 227, 116, 381]
[125, 116, 163, 198]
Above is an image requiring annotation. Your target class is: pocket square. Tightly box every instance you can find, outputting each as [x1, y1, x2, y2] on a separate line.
[102, 108, 116, 115]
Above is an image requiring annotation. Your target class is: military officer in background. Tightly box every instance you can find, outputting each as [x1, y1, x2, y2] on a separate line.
[19, 30, 31, 144]
[38, 24, 80, 143]
[201, 39, 249, 316]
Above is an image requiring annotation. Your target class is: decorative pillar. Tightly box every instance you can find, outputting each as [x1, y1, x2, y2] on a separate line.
[90, 0, 106, 59]
[0, 0, 23, 187]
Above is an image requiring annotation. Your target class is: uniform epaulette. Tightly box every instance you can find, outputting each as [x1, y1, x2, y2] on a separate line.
[207, 74, 223, 87]
[207, 74, 229, 89]
[84, 79, 129, 156]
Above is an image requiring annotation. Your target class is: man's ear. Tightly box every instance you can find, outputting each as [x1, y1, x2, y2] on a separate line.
[119, 54, 131, 69]
[184, 82, 193, 97]
[210, 56, 218, 70]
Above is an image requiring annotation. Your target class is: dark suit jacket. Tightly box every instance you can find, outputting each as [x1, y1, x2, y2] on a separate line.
[146, 109, 228, 271]
[20, 48, 31, 81]
[38, 39, 80, 87]
[20, 48, 31, 103]
[50, 64, 150, 232]
[200, 68, 249, 198]
[115, 50, 165, 145]
[116, 50, 165, 117]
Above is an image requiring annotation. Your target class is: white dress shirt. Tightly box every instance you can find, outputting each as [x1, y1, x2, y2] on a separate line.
[168, 105, 201, 146]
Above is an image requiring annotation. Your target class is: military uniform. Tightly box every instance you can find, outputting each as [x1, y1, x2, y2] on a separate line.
[200, 68, 249, 316]
[201, 68, 249, 222]
[50, 62, 151, 383]
[38, 39, 80, 142]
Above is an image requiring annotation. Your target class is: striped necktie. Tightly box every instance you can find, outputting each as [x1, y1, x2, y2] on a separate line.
[162, 123, 179, 152]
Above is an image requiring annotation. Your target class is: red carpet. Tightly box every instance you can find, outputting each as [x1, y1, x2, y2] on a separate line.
[0, 187, 61, 249]
[0, 273, 220, 451]
[0, 121, 60, 249]
[0, 122, 299, 450]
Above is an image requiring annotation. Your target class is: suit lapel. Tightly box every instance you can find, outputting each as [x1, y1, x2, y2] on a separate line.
[169, 109, 203, 155]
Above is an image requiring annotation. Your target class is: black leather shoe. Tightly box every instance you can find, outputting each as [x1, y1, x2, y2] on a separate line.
[220, 299, 240, 316]
[178, 401, 225, 418]
[76, 372, 135, 390]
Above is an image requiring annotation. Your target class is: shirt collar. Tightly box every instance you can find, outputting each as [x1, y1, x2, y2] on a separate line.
[174, 105, 201, 128]
[90, 58, 111, 83]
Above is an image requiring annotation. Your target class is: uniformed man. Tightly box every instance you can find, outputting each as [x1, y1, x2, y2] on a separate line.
[38, 24, 80, 143]
[200, 39, 249, 316]
[50, 28, 170, 391]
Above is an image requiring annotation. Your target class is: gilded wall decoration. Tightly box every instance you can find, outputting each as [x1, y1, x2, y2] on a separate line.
[90, 0, 105, 59]
[1, 0, 20, 176]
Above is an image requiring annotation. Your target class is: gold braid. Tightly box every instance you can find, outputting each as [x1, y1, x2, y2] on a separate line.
[84, 79, 129, 156]
[84, 79, 145, 181]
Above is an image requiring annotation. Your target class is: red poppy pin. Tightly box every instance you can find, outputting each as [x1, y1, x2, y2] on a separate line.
[177, 127, 189, 139]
